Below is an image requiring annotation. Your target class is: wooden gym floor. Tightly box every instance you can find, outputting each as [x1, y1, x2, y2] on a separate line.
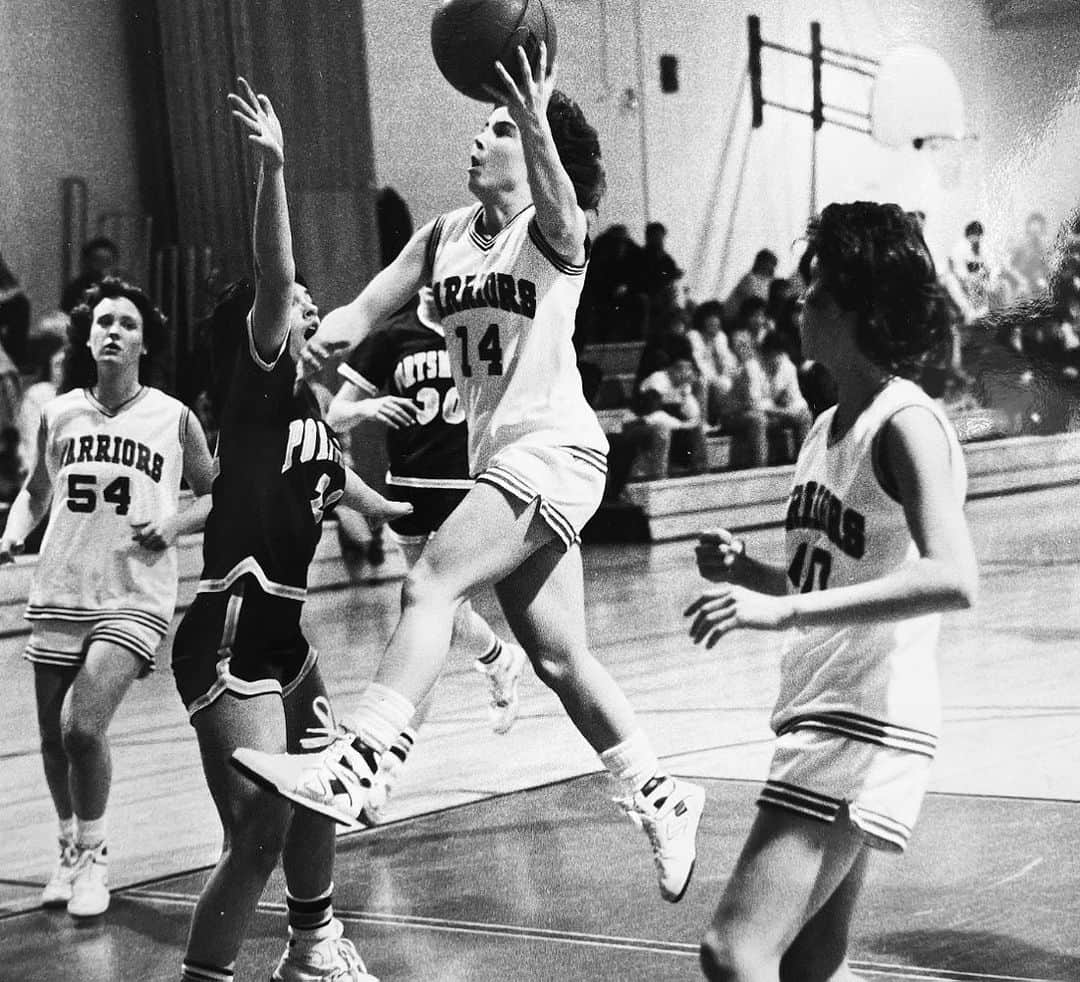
[1, 483, 1079, 980]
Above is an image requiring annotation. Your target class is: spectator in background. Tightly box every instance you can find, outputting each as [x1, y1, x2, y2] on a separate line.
[17, 330, 66, 474]
[61, 237, 119, 313]
[0, 252, 31, 369]
[687, 299, 738, 424]
[579, 223, 647, 343]
[629, 335, 707, 478]
[0, 425, 20, 505]
[642, 221, 685, 325]
[759, 330, 812, 456]
[0, 337, 20, 435]
[1008, 211, 1051, 298]
[725, 248, 778, 323]
[713, 307, 770, 468]
[635, 306, 693, 384]
[943, 220, 993, 325]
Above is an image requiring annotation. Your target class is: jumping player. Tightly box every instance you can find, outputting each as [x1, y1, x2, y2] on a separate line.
[171, 80, 405, 982]
[233, 46, 705, 904]
[327, 287, 527, 822]
[686, 202, 978, 980]
[0, 277, 215, 919]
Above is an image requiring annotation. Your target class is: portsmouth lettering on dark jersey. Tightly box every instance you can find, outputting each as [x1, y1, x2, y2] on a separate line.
[785, 482, 866, 559]
[431, 273, 536, 319]
[281, 418, 344, 474]
[394, 348, 453, 390]
[58, 434, 165, 482]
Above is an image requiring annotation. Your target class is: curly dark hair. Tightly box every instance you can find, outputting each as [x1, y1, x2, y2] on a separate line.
[547, 89, 606, 211]
[63, 277, 168, 392]
[805, 201, 943, 376]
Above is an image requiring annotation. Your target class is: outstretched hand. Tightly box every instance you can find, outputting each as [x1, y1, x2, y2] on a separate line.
[684, 585, 796, 648]
[228, 76, 284, 167]
[484, 42, 556, 128]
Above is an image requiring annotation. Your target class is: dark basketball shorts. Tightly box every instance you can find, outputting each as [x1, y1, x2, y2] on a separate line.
[172, 574, 317, 719]
[384, 482, 470, 543]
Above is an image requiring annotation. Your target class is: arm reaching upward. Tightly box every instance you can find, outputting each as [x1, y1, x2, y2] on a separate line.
[228, 77, 294, 363]
[488, 45, 587, 265]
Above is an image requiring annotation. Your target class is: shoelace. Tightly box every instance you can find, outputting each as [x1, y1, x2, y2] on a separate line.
[299, 695, 354, 752]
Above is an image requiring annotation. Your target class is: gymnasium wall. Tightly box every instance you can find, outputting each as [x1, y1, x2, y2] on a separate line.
[363, 0, 1080, 301]
[2, 1, 1078, 326]
[0, 0, 142, 324]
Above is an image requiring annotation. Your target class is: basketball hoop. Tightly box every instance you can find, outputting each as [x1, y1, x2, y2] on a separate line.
[870, 45, 966, 149]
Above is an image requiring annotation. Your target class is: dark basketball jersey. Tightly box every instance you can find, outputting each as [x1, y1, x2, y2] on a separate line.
[339, 303, 470, 489]
[198, 326, 346, 599]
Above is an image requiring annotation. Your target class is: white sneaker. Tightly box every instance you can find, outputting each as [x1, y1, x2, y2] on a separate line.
[41, 840, 79, 908]
[66, 842, 110, 918]
[618, 777, 705, 903]
[272, 917, 379, 981]
[361, 751, 404, 826]
[474, 642, 527, 735]
[232, 735, 374, 830]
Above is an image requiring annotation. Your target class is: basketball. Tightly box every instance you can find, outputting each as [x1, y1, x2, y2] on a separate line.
[431, 0, 557, 103]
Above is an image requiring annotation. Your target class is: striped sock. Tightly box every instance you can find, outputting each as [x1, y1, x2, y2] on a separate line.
[388, 726, 418, 765]
[599, 730, 664, 798]
[476, 637, 503, 666]
[286, 882, 334, 938]
[181, 959, 234, 982]
[76, 815, 107, 851]
[342, 683, 415, 756]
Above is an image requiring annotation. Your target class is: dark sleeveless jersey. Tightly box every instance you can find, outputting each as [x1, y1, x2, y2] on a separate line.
[340, 305, 470, 488]
[198, 332, 346, 599]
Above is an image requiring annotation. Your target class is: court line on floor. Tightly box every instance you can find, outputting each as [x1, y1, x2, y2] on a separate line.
[121, 888, 1066, 982]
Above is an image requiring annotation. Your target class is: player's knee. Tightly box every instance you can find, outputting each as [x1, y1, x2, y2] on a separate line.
[400, 562, 457, 612]
[61, 719, 105, 759]
[700, 928, 764, 981]
[528, 645, 581, 690]
[224, 797, 289, 871]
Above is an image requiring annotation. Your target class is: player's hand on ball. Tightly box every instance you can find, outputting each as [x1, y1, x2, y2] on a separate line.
[695, 528, 745, 583]
[228, 77, 284, 168]
[684, 585, 795, 646]
[0, 537, 24, 564]
[487, 42, 555, 123]
[131, 516, 178, 552]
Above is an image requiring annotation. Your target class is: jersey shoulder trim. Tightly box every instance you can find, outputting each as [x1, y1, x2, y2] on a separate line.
[527, 218, 588, 276]
[246, 311, 289, 373]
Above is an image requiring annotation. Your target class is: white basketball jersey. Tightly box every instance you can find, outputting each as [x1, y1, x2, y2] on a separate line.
[427, 204, 607, 474]
[772, 378, 967, 757]
[28, 387, 188, 632]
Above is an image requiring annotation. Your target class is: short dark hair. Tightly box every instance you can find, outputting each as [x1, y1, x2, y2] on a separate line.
[759, 330, 789, 357]
[805, 201, 943, 376]
[753, 249, 779, 273]
[645, 221, 667, 238]
[691, 298, 725, 333]
[736, 295, 768, 327]
[548, 90, 606, 211]
[964, 220, 984, 238]
[64, 277, 167, 391]
[82, 236, 118, 260]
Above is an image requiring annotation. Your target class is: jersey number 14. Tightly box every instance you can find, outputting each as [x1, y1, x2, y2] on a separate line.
[454, 324, 503, 377]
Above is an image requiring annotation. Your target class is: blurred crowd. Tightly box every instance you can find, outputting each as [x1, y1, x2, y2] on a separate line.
[576, 208, 1080, 487]
[3, 205, 1079, 513]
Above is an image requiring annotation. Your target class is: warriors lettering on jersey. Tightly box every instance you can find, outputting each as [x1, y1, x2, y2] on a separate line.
[57, 434, 165, 483]
[785, 481, 866, 559]
[431, 273, 536, 320]
[281, 418, 344, 474]
[394, 348, 453, 390]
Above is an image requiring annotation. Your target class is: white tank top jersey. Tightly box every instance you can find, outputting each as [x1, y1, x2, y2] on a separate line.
[27, 387, 188, 633]
[772, 377, 967, 758]
[426, 203, 608, 474]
